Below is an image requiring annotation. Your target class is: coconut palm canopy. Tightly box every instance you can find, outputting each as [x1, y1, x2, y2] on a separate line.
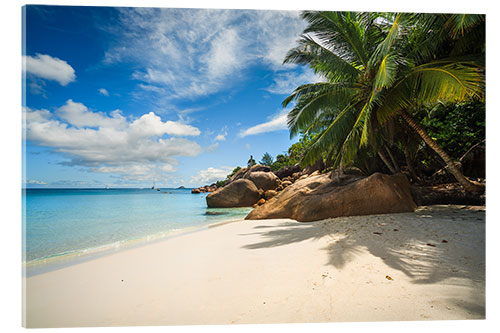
[283, 12, 485, 191]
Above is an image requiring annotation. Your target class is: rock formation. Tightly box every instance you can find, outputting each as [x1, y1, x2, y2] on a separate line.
[206, 179, 261, 208]
[245, 171, 280, 191]
[274, 165, 301, 180]
[246, 173, 416, 222]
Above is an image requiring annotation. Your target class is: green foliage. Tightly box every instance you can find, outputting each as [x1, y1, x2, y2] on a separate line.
[259, 152, 274, 166]
[227, 166, 241, 179]
[215, 179, 228, 187]
[283, 11, 485, 173]
[269, 134, 316, 171]
[214, 166, 242, 187]
[419, 101, 485, 160]
[270, 154, 290, 171]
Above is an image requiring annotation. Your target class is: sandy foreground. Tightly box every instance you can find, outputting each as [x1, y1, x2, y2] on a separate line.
[24, 205, 485, 328]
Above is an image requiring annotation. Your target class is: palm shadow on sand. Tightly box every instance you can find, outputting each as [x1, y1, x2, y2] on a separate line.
[241, 206, 485, 316]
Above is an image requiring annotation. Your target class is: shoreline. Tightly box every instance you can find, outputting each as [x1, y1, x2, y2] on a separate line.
[24, 215, 250, 277]
[24, 205, 485, 327]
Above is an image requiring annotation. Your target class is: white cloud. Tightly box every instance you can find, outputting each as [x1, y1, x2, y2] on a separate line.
[23, 53, 76, 86]
[265, 69, 325, 95]
[214, 134, 226, 141]
[207, 142, 220, 152]
[191, 166, 234, 185]
[214, 126, 228, 142]
[99, 88, 109, 96]
[92, 163, 176, 181]
[23, 101, 203, 182]
[25, 179, 47, 185]
[204, 29, 243, 78]
[129, 112, 201, 137]
[105, 8, 307, 100]
[239, 111, 288, 137]
[56, 100, 127, 129]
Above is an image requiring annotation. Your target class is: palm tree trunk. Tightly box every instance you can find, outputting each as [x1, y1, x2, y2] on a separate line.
[330, 160, 344, 181]
[378, 150, 396, 174]
[404, 143, 420, 182]
[385, 145, 400, 173]
[399, 110, 483, 192]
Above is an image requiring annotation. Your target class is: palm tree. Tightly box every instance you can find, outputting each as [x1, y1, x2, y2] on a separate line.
[283, 12, 484, 192]
[260, 152, 274, 166]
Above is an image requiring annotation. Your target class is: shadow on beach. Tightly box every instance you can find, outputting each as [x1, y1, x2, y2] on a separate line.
[241, 205, 485, 315]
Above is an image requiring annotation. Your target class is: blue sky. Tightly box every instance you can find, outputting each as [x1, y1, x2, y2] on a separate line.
[22, 5, 322, 188]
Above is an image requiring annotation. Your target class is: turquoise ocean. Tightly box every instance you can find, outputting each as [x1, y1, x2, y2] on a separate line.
[23, 188, 252, 275]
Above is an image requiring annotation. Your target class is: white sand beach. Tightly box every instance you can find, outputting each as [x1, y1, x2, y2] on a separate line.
[24, 205, 485, 328]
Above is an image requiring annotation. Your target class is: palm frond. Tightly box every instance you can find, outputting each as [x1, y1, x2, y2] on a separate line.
[373, 53, 398, 90]
[283, 35, 360, 81]
[368, 13, 403, 68]
[444, 14, 485, 39]
[300, 102, 359, 166]
[301, 11, 370, 67]
[377, 60, 485, 124]
[286, 84, 355, 138]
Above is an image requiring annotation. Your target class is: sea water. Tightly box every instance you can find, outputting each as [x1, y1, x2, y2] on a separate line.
[23, 188, 252, 274]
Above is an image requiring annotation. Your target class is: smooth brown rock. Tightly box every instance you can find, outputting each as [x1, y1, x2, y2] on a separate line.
[257, 198, 266, 206]
[275, 165, 301, 179]
[343, 166, 365, 176]
[264, 190, 278, 200]
[246, 173, 416, 222]
[228, 164, 273, 183]
[244, 171, 280, 191]
[206, 179, 260, 208]
[302, 159, 325, 175]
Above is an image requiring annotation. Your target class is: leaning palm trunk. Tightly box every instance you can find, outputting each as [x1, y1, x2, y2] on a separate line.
[404, 144, 420, 182]
[385, 145, 400, 173]
[398, 110, 483, 192]
[377, 150, 397, 174]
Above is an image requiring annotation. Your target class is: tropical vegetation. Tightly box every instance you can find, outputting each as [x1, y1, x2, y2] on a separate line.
[282, 12, 485, 192]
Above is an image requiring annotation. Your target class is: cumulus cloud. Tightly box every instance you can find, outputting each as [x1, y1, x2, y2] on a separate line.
[129, 112, 201, 137]
[23, 53, 76, 86]
[99, 88, 109, 96]
[56, 100, 127, 129]
[104, 8, 307, 100]
[239, 111, 288, 137]
[191, 166, 234, 185]
[23, 101, 203, 182]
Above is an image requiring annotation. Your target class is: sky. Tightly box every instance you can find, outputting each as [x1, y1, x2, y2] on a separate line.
[22, 5, 322, 188]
